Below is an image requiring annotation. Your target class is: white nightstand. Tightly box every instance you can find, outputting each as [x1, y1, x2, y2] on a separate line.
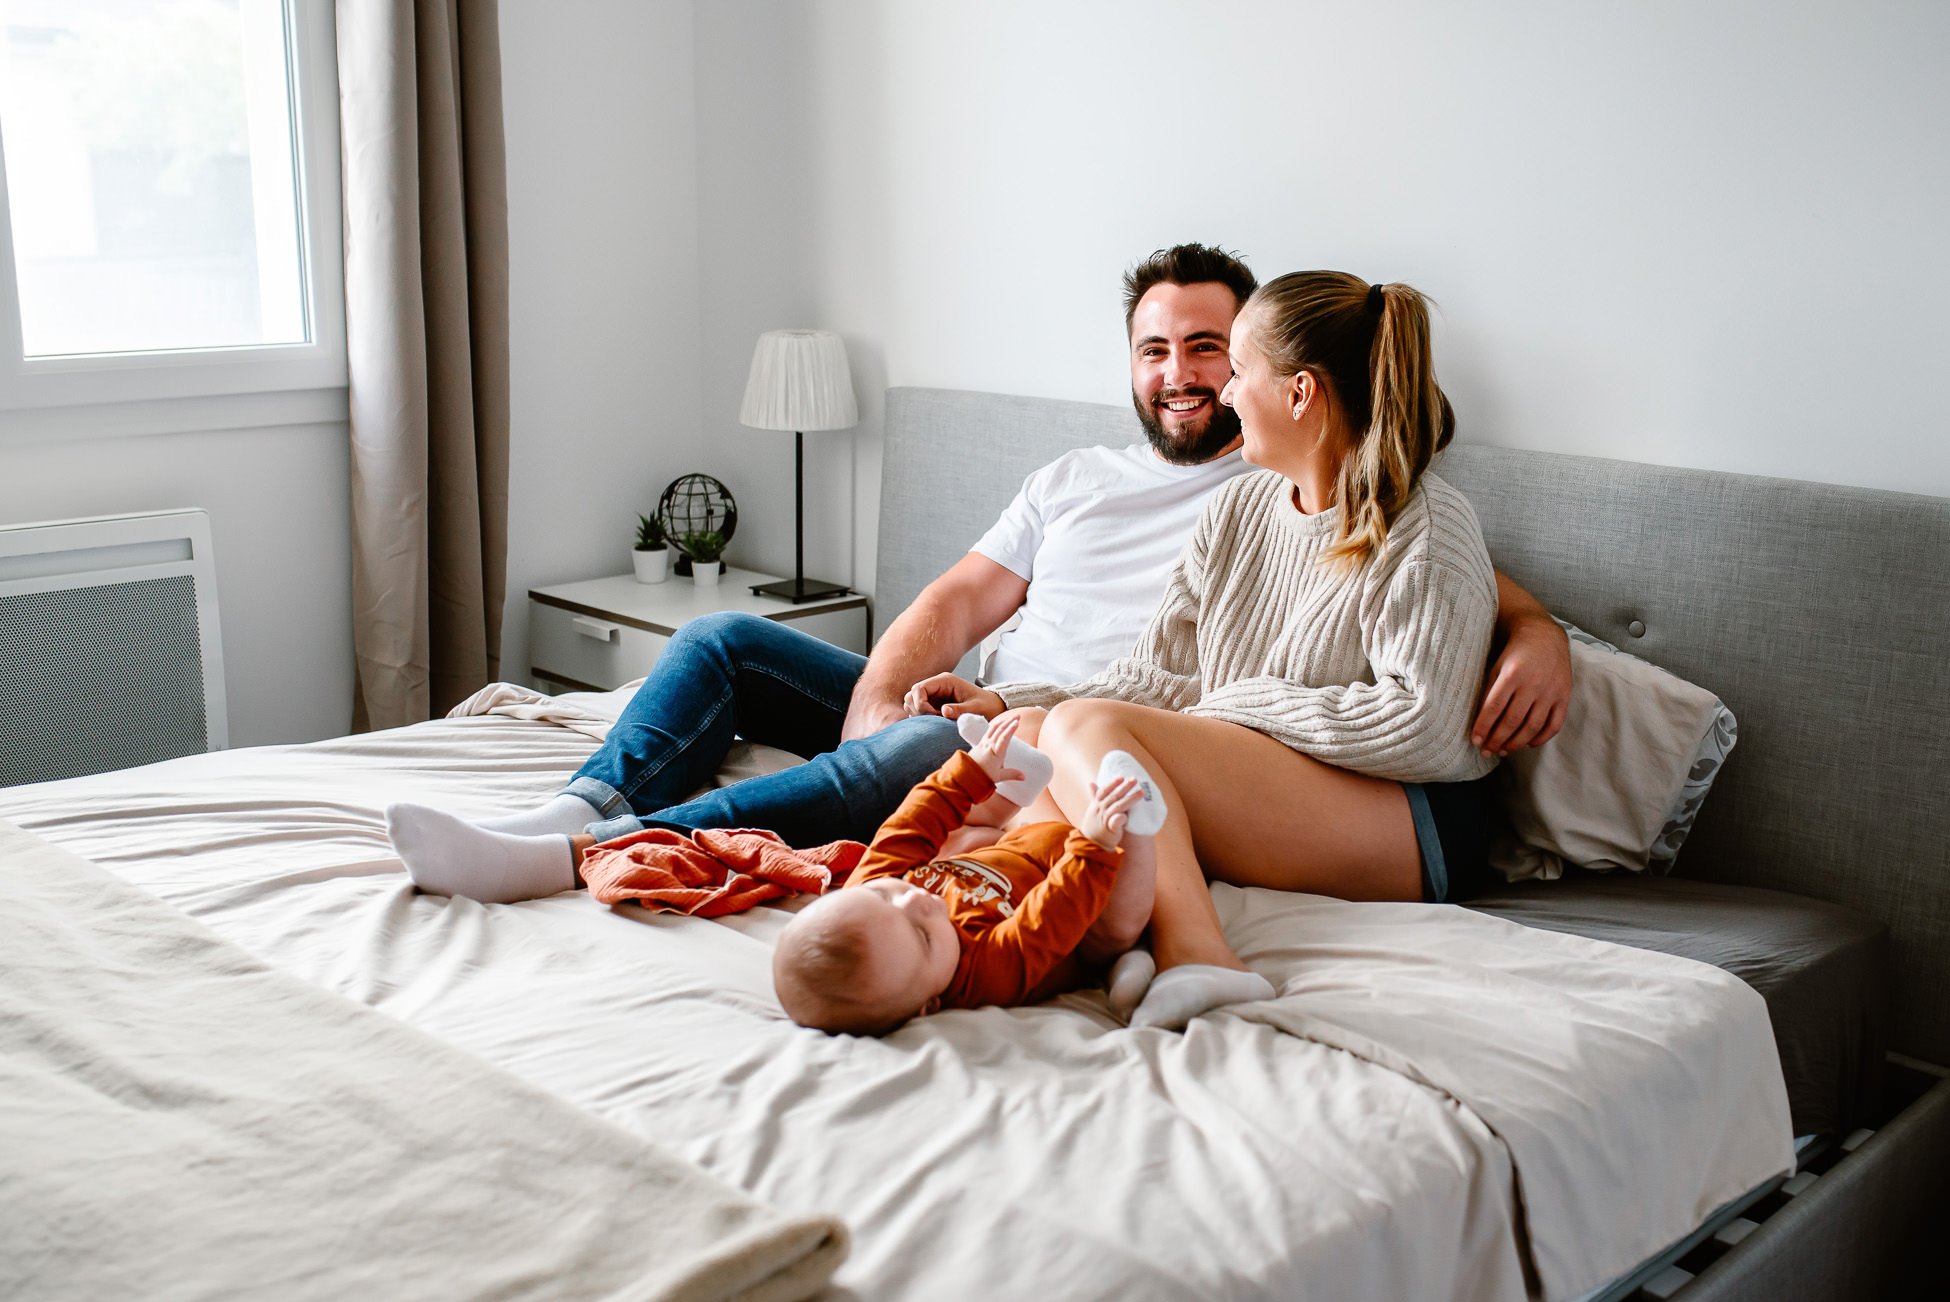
[528, 568, 873, 693]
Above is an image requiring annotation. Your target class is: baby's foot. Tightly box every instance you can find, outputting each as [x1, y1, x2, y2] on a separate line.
[1096, 750, 1165, 835]
[387, 803, 575, 903]
[1107, 948, 1157, 1021]
[1129, 964, 1275, 1031]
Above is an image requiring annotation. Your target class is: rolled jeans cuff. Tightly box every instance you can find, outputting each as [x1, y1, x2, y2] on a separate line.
[563, 776, 640, 840]
[585, 812, 647, 842]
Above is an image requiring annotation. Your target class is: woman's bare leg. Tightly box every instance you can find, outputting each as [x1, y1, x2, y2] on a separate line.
[1037, 698, 1422, 973]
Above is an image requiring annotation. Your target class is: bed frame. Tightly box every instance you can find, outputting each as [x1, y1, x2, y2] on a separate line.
[877, 386, 1950, 1301]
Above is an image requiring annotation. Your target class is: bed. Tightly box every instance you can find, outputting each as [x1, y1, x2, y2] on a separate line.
[4, 386, 1946, 1301]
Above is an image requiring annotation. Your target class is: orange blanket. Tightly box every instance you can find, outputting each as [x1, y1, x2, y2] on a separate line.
[578, 828, 866, 917]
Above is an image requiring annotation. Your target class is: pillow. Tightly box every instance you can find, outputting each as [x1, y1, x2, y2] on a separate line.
[1489, 622, 1738, 882]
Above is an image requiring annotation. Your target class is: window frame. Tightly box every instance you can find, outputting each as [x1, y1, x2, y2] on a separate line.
[0, 0, 345, 435]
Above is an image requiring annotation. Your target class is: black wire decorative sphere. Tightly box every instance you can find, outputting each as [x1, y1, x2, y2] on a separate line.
[654, 474, 738, 561]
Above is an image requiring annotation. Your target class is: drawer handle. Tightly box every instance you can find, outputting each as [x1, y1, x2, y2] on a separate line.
[571, 615, 620, 642]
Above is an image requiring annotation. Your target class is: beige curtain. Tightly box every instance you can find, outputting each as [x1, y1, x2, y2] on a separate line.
[337, 0, 510, 731]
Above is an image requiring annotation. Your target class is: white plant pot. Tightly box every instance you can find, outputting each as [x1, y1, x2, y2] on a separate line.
[631, 548, 669, 583]
[691, 559, 723, 588]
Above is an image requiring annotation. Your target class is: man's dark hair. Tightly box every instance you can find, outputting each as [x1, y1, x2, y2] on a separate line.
[1122, 243, 1257, 334]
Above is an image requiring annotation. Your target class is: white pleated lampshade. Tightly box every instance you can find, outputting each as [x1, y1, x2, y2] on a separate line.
[738, 329, 859, 432]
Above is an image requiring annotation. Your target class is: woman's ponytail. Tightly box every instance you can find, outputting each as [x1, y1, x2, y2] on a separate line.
[1243, 272, 1453, 570]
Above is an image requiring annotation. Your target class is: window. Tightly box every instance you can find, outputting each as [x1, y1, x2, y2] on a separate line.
[0, 0, 342, 428]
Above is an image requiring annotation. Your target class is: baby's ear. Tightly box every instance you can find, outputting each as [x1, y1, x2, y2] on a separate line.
[921, 995, 942, 1016]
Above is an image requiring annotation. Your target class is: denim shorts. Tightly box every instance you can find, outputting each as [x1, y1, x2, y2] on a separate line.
[1403, 774, 1497, 903]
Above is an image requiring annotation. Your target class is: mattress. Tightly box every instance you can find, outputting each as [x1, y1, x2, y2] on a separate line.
[0, 694, 1796, 1302]
[1468, 873, 1888, 1136]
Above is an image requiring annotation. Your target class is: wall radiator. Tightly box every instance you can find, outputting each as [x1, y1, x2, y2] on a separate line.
[0, 509, 227, 787]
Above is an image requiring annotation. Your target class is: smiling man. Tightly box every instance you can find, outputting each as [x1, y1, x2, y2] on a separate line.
[861, 247, 1260, 710]
[388, 244, 1572, 906]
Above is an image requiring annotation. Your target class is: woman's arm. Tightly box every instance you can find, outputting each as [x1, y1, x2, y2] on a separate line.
[1186, 557, 1499, 784]
[1474, 572, 1572, 755]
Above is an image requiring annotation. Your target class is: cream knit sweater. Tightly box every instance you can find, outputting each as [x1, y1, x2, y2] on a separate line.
[990, 468, 1500, 785]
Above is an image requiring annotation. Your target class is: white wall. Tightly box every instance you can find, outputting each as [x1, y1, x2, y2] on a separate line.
[497, 0, 709, 682]
[0, 421, 352, 746]
[756, 0, 1950, 597]
[7, 1, 1936, 744]
[692, 1, 858, 592]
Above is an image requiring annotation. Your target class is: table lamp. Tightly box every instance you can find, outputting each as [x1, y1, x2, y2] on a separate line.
[738, 329, 859, 602]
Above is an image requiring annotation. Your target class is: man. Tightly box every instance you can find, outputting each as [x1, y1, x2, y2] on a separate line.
[387, 245, 1569, 903]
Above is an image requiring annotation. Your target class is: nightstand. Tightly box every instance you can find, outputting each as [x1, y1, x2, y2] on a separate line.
[527, 568, 872, 693]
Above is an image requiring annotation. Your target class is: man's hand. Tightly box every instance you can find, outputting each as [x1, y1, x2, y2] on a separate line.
[904, 673, 1005, 723]
[968, 713, 1025, 786]
[839, 553, 1030, 744]
[1078, 777, 1142, 850]
[1472, 611, 1571, 757]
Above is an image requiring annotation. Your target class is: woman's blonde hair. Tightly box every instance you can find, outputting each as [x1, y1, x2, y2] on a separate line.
[1241, 271, 1454, 569]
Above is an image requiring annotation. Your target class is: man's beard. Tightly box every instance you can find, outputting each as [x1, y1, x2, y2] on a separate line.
[1132, 386, 1241, 466]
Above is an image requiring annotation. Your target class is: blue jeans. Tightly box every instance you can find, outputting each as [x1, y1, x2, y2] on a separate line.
[563, 611, 965, 847]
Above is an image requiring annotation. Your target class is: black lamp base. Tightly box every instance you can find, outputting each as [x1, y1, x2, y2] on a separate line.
[751, 575, 852, 604]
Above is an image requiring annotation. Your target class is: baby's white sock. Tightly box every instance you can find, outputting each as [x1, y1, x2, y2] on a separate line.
[1096, 750, 1166, 835]
[477, 792, 603, 837]
[387, 802, 576, 903]
[956, 713, 1055, 806]
[1129, 964, 1275, 1031]
[1107, 948, 1157, 1021]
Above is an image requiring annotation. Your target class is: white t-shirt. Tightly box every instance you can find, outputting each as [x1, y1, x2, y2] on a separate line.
[972, 443, 1251, 685]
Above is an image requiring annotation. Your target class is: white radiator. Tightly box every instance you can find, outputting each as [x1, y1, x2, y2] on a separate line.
[0, 509, 227, 787]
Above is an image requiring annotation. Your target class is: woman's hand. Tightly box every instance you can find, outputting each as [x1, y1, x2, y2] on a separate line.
[1472, 612, 1571, 756]
[904, 673, 1005, 723]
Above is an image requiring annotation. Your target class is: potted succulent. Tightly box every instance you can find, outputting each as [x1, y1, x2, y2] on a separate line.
[631, 514, 669, 584]
[681, 528, 728, 587]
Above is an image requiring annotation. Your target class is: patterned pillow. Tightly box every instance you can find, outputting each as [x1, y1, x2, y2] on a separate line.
[1489, 621, 1739, 882]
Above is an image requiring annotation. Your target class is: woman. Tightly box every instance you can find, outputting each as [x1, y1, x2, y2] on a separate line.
[904, 271, 1499, 1030]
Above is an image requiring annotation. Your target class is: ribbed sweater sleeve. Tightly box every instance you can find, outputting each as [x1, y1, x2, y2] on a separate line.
[1185, 558, 1494, 782]
[988, 471, 1498, 785]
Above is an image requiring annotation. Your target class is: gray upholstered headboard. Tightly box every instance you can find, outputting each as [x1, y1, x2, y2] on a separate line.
[877, 386, 1950, 1064]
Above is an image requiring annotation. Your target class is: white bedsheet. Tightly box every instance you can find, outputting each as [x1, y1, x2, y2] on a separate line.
[0, 819, 847, 1302]
[0, 699, 1794, 1302]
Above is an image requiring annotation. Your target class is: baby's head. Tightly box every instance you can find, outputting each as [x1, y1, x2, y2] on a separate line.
[774, 877, 962, 1035]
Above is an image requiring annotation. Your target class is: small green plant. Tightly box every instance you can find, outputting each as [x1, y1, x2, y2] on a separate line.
[634, 514, 665, 550]
[681, 528, 727, 562]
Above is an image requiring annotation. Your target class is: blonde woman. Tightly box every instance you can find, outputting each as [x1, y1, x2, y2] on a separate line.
[905, 272, 1499, 1030]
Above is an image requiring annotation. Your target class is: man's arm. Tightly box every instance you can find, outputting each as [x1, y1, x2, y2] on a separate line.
[1474, 571, 1573, 757]
[841, 552, 1030, 742]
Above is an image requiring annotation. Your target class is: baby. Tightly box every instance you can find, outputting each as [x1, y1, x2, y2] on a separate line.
[773, 714, 1164, 1036]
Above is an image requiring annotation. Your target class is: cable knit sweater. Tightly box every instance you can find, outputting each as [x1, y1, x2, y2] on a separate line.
[989, 469, 1499, 785]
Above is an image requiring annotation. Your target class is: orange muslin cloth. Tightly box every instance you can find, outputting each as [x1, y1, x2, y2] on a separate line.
[577, 828, 868, 917]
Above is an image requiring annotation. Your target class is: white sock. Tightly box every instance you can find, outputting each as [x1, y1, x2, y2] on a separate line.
[1129, 964, 1275, 1031]
[1096, 750, 1166, 835]
[956, 713, 1055, 806]
[477, 792, 603, 837]
[1107, 948, 1156, 1021]
[387, 802, 576, 903]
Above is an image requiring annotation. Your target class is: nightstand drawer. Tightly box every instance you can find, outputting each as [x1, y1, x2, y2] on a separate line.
[529, 600, 670, 690]
[527, 567, 872, 694]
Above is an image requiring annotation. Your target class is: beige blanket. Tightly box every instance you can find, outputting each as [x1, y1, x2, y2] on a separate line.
[0, 818, 846, 1302]
[1, 702, 1795, 1302]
